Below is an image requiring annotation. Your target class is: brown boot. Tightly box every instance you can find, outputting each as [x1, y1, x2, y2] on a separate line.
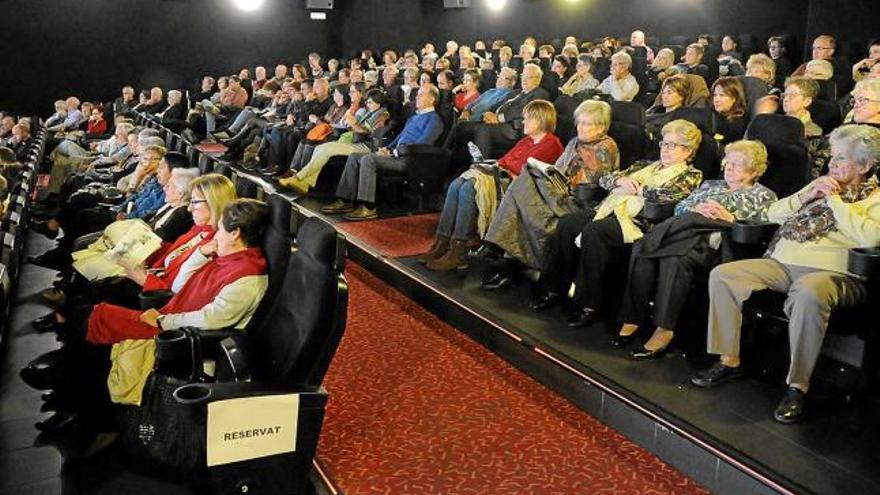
[426, 239, 470, 272]
[416, 236, 450, 264]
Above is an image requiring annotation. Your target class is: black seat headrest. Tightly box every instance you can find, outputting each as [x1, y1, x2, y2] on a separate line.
[296, 218, 340, 267]
[746, 114, 805, 145]
[611, 101, 646, 126]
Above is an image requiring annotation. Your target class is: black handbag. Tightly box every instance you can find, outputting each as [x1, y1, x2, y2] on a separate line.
[120, 372, 207, 478]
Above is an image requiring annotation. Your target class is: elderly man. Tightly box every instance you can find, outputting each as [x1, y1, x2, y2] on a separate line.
[113, 86, 136, 115]
[460, 63, 550, 159]
[630, 30, 655, 63]
[598, 51, 640, 101]
[692, 124, 880, 424]
[47, 97, 84, 132]
[674, 43, 710, 83]
[793, 34, 852, 92]
[461, 67, 517, 122]
[322, 84, 445, 221]
[135, 87, 165, 114]
[7, 123, 32, 162]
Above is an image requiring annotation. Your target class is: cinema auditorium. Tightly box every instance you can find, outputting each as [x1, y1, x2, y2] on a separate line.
[0, 0, 878, 493]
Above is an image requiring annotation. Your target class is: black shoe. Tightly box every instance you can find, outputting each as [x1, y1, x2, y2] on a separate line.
[611, 332, 638, 348]
[260, 164, 286, 176]
[690, 362, 744, 388]
[566, 307, 597, 327]
[629, 344, 671, 360]
[32, 313, 60, 332]
[470, 243, 502, 260]
[20, 350, 67, 391]
[35, 411, 79, 433]
[481, 272, 513, 290]
[530, 292, 561, 311]
[773, 387, 807, 424]
[29, 251, 65, 270]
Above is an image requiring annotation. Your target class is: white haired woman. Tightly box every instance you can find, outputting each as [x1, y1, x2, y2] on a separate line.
[692, 125, 880, 424]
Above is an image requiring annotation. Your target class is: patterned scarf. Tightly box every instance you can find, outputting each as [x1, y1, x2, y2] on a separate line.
[768, 177, 879, 252]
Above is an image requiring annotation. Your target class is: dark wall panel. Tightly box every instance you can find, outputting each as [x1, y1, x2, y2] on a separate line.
[0, 0, 335, 115]
[339, 0, 807, 58]
[804, 0, 877, 65]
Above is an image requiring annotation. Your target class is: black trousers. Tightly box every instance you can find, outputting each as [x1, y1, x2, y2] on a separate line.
[573, 216, 627, 310]
[618, 236, 720, 330]
[539, 210, 595, 296]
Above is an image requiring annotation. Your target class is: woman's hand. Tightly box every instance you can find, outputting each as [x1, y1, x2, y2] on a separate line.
[199, 239, 219, 257]
[614, 177, 640, 195]
[694, 200, 735, 222]
[122, 262, 149, 285]
[139, 309, 161, 328]
[799, 176, 840, 204]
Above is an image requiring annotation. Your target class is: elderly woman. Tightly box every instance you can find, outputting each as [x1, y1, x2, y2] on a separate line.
[804, 59, 834, 81]
[287, 84, 352, 171]
[616, 141, 777, 358]
[712, 77, 749, 145]
[745, 54, 777, 88]
[476, 100, 619, 288]
[534, 120, 704, 325]
[278, 86, 389, 193]
[560, 54, 600, 97]
[692, 125, 880, 424]
[597, 51, 640, 102]
[849, 79, 880, 126]
[782, 76, 829, 178]
[32, 174, 237, 332]
[420, 100, 564, 271]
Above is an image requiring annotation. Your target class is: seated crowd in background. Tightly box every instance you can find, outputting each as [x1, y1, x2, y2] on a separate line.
[10, 28, 880, 457]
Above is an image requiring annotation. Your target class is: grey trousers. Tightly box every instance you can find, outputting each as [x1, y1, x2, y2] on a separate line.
[335, 152, 407, 204]
[707, 258, 866, 389]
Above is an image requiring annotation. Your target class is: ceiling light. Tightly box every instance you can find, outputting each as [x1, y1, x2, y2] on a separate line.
[232, 0, 265, 12]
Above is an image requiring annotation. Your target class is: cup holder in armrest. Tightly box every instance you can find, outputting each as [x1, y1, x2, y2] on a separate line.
[848, 247, 880, 278]
[156, 329, 190, 361]
[640, 201, 676, 222]
[139, 290, 174, 310]
[575, 183, 607, 207]
[730, 220, 779, 244]
[173, 383, 212, 404]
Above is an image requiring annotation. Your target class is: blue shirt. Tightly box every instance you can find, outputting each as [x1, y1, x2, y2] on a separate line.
[466, 88, 514, 121]
[120, 177, 165, 218]
[389, 109, 444, 152]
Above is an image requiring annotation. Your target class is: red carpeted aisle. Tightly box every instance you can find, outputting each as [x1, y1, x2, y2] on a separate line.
[317, 264, 709, 494]
[336, 213, 439, 258]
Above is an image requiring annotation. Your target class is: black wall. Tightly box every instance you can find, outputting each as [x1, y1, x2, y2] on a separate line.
[804, 0, 877, 64]
[1, 0, 338, 115]
[338, 0, 807, 58]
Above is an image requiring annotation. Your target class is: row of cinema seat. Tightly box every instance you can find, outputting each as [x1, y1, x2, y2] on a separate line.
[0, 124, 49, 350]
[11, 114, 351, 493]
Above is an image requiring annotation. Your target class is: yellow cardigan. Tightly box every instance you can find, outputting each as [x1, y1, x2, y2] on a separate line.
[768, 185, 880, 274]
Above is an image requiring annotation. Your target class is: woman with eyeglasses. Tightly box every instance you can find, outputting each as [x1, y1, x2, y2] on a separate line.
[30, 174, 237, 333]
[615, 140, 776, 359]
[782, 76, 827, 178]
[533, 120, 704, 327]
[560, 54, 600, 97]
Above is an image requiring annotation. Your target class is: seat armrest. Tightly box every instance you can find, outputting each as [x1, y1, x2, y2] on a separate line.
[848, 247, 880, 280]
[173, 381, 325, 406]
[399, 144, 450, 157]
[729, 220, 779, 245]
[639, 201, 676, 222]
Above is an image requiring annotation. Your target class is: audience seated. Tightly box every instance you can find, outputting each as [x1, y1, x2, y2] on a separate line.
[597, 51, 640, 102]
[420, 100, 563, 271]
[534, 120, 703, 326]
[692, 125, 880, 424]
[476, 100, 619, 287]
[321, 84, 445, 220]
[615, 140, 777, 358]
[675, 43, 710, 83]
[560, 54, 600, 97]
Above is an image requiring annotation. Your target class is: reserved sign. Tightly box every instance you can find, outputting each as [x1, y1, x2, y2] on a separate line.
[207, 394, 300, 466]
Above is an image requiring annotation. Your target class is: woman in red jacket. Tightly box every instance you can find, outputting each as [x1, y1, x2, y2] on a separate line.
[31, 174, 237, 332]
[420, 99, 563, 271]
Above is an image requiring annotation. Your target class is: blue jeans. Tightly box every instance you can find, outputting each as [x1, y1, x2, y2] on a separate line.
[437, 176, 478, 241]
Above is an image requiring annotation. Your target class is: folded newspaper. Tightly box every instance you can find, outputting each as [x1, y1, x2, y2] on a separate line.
[72, 219, 162, 280]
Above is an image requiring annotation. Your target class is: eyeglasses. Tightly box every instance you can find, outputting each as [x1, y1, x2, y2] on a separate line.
[813, 45, 834, 51]
[659, 140, 691, 151]
[783, 91, 804, 99]
[854, 96, 880, 105]
[191, 199, 208, 206]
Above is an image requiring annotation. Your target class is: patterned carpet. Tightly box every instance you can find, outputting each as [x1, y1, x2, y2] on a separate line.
[193, 142, 228, 154]
[316, 264, 709, 494]
[337, 213, 439, 258]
